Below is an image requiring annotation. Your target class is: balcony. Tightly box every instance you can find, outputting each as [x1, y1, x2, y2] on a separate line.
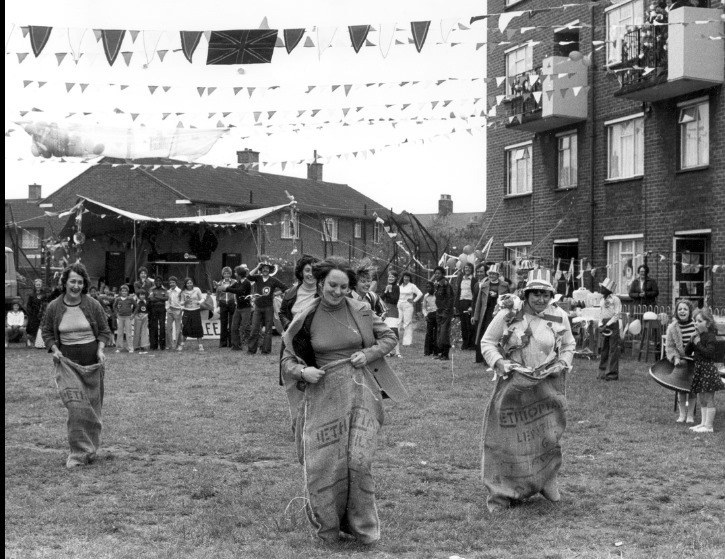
[614, 7, 724, 102]
[505, 56, 588, 133]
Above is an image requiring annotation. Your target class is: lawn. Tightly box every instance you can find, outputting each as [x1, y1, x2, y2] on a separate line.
[5, 336, 724, 559]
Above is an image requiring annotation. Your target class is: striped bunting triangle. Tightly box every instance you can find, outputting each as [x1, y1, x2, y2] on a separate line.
[101, 30, 126, 66]
[29, 26, 52, 57]
[348, 25, 370, 53]
[410, 21, 430, 53]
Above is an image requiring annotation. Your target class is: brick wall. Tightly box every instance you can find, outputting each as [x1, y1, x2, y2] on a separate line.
[486, 0, 724, 308]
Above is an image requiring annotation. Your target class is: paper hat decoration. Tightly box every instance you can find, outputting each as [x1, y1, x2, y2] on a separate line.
[524, 268, 555, 293]
[599, 277, 616, 292]
[488, 263, 502, 275]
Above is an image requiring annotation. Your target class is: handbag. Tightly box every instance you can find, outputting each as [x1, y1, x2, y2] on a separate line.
[199, 293, 215, 312]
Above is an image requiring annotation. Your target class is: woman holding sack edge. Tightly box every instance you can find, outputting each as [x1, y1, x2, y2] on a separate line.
[281, 257, 407, 544]
[480, 268, 575, 512]
[41, 263, 112, 468]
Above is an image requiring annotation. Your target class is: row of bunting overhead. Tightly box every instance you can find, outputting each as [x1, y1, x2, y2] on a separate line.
[11, 14, 724, 66]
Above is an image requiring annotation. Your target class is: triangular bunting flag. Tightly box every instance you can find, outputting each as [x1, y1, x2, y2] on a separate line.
[253, 112, 262, 122]
[148, 85, 158, 94]
[332, 85, 340, 92]
[259, 17, 270, 30]
[297, 110, 305, 117]
[342, 108, 350, 116]
[38, 81, 46, 88]
[311, 109, 320, 117]
[121, 51, 133, 65]
[65, 83, 75, 92]
[410, 21, 430, 53]
[233, 87, 243, 95]
[284, 29, 305, 54]
[275, 36, 284, 48]
[496, 76, 506, 87]
[498, 11, 525, 33]
[157, 49, 168, 61]
[101, 30, 126, 66]
[129, 30, 139, 43]
[162, 86, 171, 93]
[180, 31, 203, 63]
[572, 86, 583, 97]
[207, 86, 216, 95]
[93, 29, 102, 42]
[365, 38, 375, 47]
[120, 84, 129, 90]
[177, 122, 184, 128]
[23, 80, 32, 88]
[348, 25, 370, 54]
[55, 52, 67, 65]
[532, 91, 542, 103]
[248, 87, 255, 97]
[197, 87, 205, 97]
[344, 84, 352, 96]
[131, 113, 139, 121]
[162, 113, 170, 120]
[79, 83, 89, 92]
[222, 112, 231, 118]
[29, 26, 52, 57]
[268, 111, 275, 119]
[208, 112, 216, 119]
[17, 53, 29, 63]
[21, 26, 29, 38]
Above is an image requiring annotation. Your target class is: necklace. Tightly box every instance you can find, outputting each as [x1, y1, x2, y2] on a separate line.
[322, 305, 359, 335]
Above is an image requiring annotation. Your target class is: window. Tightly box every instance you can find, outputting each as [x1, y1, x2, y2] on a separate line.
[373, 222, 382, 245]
[20, 228, 42, 250]
[606, 115, 644, 180]
[354, 220, 362, 239]
[557, 132, 578, 188]
[504, 244, 530, 281]
[606, 237, 644, 297]
[606, 0, 644, 65]
[679, 99, 709, 170]
[281, 212, 298, 239]
[505, 142, 532, 195]
[321, 217, 338, 242]
[553, 27, 580, 58]
[505, 44, 533, 96]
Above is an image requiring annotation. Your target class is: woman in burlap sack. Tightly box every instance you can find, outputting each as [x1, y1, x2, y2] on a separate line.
[480, 268, 575, 512]
[281, 257, 408, 544]
[41, 263, 112, 468]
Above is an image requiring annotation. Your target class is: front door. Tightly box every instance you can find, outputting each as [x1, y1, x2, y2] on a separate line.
[673, 236, 708, 309]
[105, 251, 126, 288]
[553, 242, 579, 296]
[222, 253, 241, 270]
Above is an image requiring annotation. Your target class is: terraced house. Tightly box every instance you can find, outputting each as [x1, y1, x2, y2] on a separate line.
[485, 0, 724, 310]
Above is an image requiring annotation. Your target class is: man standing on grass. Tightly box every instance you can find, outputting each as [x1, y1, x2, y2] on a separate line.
[247, 261, 287, 355]
[148, 276, 168, 351]
[165, 276, 183, 350]
[432, 266, 454, 361]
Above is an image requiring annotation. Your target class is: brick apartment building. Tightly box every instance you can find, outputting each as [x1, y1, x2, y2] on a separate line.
[6, 150, 395, 290]
[485, 0, 724, 309]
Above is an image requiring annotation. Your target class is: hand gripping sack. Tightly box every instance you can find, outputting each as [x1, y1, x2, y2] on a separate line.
[54, 356, 104, 467]
[481, 373, 567, 506]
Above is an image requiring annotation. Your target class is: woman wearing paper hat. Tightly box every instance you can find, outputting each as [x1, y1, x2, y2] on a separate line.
[471, 263, 511, 363]
[598, 278, 622, 381]
[480, 268, 576, 512]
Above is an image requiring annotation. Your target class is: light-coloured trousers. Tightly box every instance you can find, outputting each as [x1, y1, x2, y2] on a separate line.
[133, 313, 149, 349]
[397, 301, 416, 346]
[116, 315, 133, 351]
[166, 309, 183, 348]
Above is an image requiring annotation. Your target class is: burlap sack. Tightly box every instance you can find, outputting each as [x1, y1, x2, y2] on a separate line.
[54, 356, 104, 468]
[481, 372, 566, 507]
[297, 362, 383, 543]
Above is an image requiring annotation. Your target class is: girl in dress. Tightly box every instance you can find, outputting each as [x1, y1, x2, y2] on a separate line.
[686, 308, 722, 433]
[665, 300, 697, 423]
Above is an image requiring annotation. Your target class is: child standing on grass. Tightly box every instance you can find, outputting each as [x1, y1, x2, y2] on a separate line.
[5, 301, 27, 347]
[686, 308, 722, 434]
[113, 284, 136, 353]
[422, 281, 438, 357]
[98, 285, 116, 346]
[133, 289, 150, 354]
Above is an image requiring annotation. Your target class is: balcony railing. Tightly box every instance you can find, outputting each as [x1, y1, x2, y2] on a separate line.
[506, 67, 543, 117]
[618, 24, 668, 88]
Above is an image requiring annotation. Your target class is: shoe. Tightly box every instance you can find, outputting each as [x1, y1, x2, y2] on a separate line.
[691, 425, 713, 433]
[115, 349, 120, 353]
[139, 351, 148, 355]
[129, 349, 134, 353]
[198, 346, 204, 352]
[688, 424, 703, 431]
[676, 417, 686, 423]
[176, 345, 183, 352]
[439, 356, 450, 361]
[686, 418, 695, 424]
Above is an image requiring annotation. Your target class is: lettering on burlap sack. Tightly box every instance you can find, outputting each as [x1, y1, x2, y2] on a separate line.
[482, 375, 567, 502]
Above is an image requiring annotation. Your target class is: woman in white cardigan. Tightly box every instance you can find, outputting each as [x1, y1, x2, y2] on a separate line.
[397, 271, 423, 346]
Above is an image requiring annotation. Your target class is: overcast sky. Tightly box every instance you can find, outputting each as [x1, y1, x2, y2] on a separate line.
[5, 0, 487, 214]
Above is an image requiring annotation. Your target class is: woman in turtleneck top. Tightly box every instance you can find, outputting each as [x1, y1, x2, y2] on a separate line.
[281, 257, 405, 546]
[472, 265, 511, 363]
[665, 299, 697, 424]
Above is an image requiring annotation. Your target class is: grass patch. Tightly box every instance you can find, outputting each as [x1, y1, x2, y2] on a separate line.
[5, 340, 725, 558]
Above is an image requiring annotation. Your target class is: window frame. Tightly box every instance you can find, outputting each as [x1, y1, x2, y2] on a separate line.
[373, 222, 383, 245]
[505, 141, 533, 196]
[556, 130, 578, 189]
[605, 235, 645, 298]
[20, 228, 43, 250]
[354, 220, 362, 239]
[605, 0, 645, 66]
[677, 97, 710, 170]
[321, 217, 338, 242]
[504, 44, 533, 97]
[281, 212, 299, 239]
[605, 113, 644, 180]
[503, 243, 531, 281]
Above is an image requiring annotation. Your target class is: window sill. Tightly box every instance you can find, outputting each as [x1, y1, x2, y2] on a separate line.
[505, 0, 528, 9]
[604, 176, 643, 185]
[504, 192, 533, 199]
[676, 165, 709, 175]
[554, 186, 577, 192]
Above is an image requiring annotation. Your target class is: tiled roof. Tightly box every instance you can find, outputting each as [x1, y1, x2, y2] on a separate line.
[415, 211, 488, 231]
[4, 199, 54, 230]
[41, 158, 393, 221]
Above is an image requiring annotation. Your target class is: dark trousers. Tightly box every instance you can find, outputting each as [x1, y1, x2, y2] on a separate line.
[218, 302, 236, 347]
[424, 313, 438, 355]
[436, 312, 452, 358]
[148, 307, 166, 350]
[457, 300, 474, 349]
[231, 307, 252, 349]
[598, 322, 620, 379]
[248, 306, 274, 354]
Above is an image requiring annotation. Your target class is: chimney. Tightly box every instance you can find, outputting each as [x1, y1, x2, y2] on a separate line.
[307, 149, 323, 181]
[438, 194, 453, 216]
[237, 148, 259, 171]
[28, 183, 42, 202]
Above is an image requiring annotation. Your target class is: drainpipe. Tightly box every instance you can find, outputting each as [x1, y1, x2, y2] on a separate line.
[588, 5, 597, 271]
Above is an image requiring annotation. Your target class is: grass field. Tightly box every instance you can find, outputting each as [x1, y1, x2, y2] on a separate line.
[5, 335, 724, 559]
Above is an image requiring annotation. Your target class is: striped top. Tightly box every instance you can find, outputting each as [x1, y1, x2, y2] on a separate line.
[678, 321, 696, 346]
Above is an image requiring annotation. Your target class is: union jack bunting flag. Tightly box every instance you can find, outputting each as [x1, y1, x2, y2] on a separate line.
[206, 30, 278, 65]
